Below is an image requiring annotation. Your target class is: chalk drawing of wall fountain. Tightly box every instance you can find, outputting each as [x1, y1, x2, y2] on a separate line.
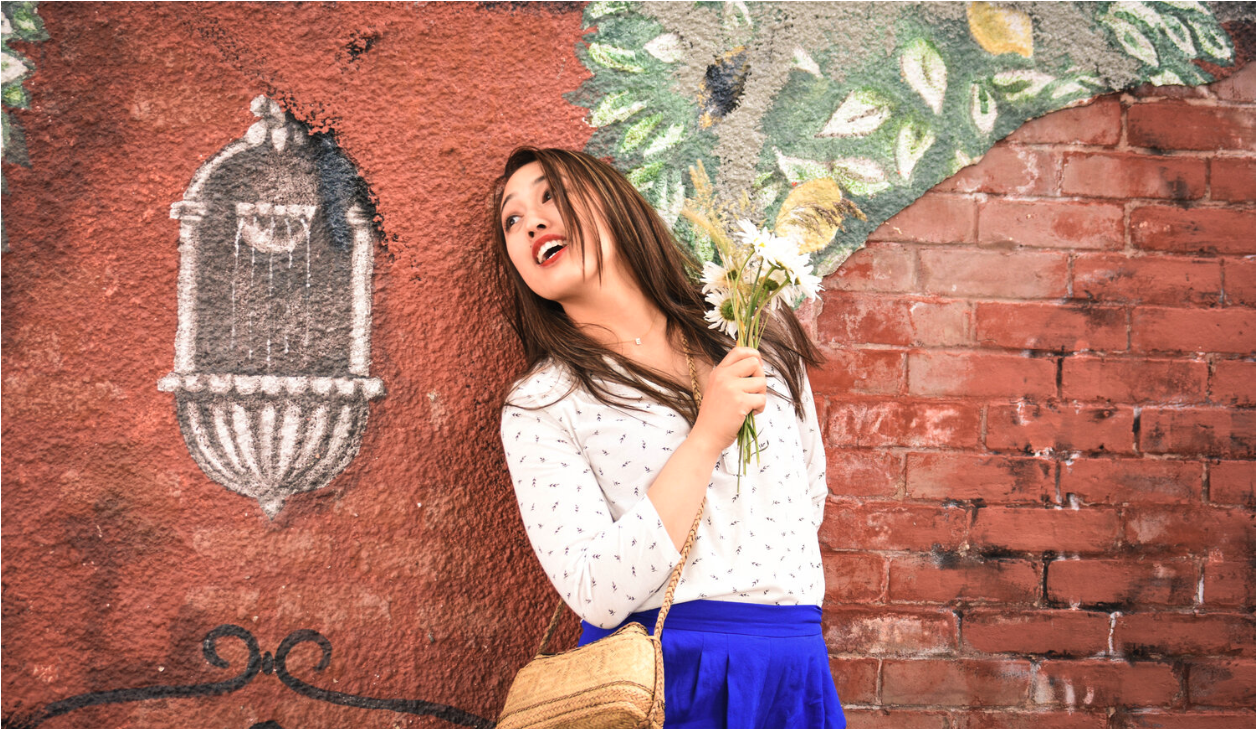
[160, 96, 385, 518]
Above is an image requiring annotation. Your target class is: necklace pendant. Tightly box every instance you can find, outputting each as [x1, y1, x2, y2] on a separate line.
[634, 337, 642, 345]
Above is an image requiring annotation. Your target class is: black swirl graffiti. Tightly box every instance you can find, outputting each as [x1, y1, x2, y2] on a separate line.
[1, 625, 494, 729]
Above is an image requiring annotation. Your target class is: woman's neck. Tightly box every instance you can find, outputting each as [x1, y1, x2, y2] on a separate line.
[562, 278, 664, 350]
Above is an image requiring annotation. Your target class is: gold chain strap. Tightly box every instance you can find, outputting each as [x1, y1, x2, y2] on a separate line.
[535, 329, 708, 655]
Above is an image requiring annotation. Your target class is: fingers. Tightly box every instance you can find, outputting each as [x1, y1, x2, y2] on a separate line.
[725, 355, 765, 378]
[718, 346, 762, 368]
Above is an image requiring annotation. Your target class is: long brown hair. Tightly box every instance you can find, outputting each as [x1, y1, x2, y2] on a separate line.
[489, 147, 823, 422]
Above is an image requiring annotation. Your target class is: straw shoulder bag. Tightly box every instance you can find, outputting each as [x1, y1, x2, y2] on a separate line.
[497, 336, 707, 729]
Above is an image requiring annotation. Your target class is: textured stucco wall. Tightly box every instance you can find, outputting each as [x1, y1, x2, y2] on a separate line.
[2, 3, 1253, 728]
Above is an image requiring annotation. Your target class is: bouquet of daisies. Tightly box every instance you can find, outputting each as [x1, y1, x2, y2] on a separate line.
[682, 161, 857, 477]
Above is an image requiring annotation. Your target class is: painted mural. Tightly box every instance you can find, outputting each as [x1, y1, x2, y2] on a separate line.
[574, 1, 1247, 274]
[159, 96, 386, 518]
[0, 1, 46, 249]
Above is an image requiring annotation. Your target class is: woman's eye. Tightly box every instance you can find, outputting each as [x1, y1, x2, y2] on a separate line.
[542, 190, 552, 202]
[504, 215, 519, 231]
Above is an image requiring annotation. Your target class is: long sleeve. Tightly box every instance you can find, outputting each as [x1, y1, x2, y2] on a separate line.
[798, 367, 828, 531]
[501, 404, 683, 629]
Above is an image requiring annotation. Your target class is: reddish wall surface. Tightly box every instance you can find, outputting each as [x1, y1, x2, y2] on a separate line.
[814, 66, 1256, 728]
[2, 3, 1253, 729]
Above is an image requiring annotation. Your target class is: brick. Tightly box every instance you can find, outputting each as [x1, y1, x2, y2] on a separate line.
[882, 659, 1031, 705]
[976, 302, 1127, 352]
[1123, 506, 1255, 557]
[842, 709, 949, 729]
[811, 348, 903, 396]
[887, 554, 1040, 603]
[1059, 458, 1203, 505]
[987, 402, 1135, 455]
[970, 506, 1121, 554]
[1211, 360, 1256, 407]
[1061, 152, 1206, 200]
[817, 292, 913, 346]
[1032, 659, 1179, 707]
[823, 606, 958, 655]
[964, 609, 1110, 656]
[1128, 102, 1256, 151]
[908, 299, 971, 346]
[1139, 407, 1256, 458]
[1202, 562, 1253, 609]
[1047, 558, 1198, 607]
[826, 399, 982, 449]
[828, 657, 880, 704]
[980, 199, 1123, 250]
[826, 242, 917, 293]
[823, 551, 886, 603]
[1123, 713, 1256, 729]
[1130, 206, 1256, 255]
[1114, 612, 1256, 658]
[1210, 63, 1256, 103]
[1131, 307, 1256, 355]
[919, 248, 1068, 299]
[871, 193, 976, 244]
[951, 712, 1106, 729]
[908, 351, 1055, 399]
[905, 453, 1053, 503]
[824, 448, 901, 498]
[1210, 461, 1255, 507]
[935, 144, 1057, 195]
[1072, 254, 1222, 306]
[1189, 659, 1256, 707]
[1006, 97, 1122, 145]
[1062, 356, 1209, 404]
[1210, 158, 1256, 202]
[819, 502, 969, 551]
[1224, 257, 1256, 306]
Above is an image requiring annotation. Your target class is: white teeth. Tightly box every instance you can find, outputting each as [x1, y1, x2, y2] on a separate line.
[535, 239, 566, 265]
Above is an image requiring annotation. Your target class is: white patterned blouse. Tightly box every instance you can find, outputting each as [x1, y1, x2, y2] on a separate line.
[500, 359, 829, 630]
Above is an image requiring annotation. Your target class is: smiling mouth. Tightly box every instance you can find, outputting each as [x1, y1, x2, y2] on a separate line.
[534, 238, 567, 265]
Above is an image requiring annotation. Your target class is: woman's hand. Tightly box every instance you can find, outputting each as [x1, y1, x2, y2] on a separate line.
[688, 347, 766, 456]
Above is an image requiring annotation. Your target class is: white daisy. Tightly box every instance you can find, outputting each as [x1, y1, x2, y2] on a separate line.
[704, 289, 738, 339]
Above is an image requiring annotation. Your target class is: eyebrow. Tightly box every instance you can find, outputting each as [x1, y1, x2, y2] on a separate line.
[500, 175, 547, 212]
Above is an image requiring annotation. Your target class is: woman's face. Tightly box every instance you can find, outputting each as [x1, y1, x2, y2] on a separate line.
[499, 161, 616, 305]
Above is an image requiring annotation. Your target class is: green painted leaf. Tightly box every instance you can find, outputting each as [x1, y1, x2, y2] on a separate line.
[900, 38, 946, 115]
[1160, 12, 1197, 56]
[620, 113, 663, 153]
[654, 169, 685, 227]
[1161, 1, 1210, 15]
[588, 43, 645, 73]
[644, 123, 685, 157]
[773, 148, 829, 185]
[992, 70, 1055, 102]
[1111, 2, 1165, 32]
[9, 4, 47, 41]
[626, 160, 665, 190]
[1149, 69, 1185, 86]
[2, 80, 29, 109]
[590, 91, 646, 127]
[586, 1, 632, 21]
[830, 158, 891, 197]
[970, 83, 997, 134]
[755, 182, 782, 212]
[1101, 13, 1159, 67]
[816, 89, 892, 138]
[1186, 13, 1233, 61]
[644, 33, 684, 63]
[895, 121, 936, 180]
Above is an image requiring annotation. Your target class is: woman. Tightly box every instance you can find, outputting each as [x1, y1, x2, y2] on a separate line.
[492, 147, 845, 729]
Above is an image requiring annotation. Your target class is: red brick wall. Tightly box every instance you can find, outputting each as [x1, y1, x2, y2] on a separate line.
[809, 66, 1256, 728]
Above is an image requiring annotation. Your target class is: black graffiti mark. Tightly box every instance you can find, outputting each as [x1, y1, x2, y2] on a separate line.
[2, 625, 495, 729]
[274, 630, 495, 729]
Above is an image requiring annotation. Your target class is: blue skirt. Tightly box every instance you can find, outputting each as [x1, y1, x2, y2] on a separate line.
[579, 600, 846, 729]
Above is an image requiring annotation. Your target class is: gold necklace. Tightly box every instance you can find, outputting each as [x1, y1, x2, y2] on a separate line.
[608, 314, 660, 347]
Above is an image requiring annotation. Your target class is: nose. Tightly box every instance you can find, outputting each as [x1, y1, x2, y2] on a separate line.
[525, 214, 548, 238]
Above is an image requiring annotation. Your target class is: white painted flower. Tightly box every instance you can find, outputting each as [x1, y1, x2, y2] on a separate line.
[644, 33, 684, 63]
